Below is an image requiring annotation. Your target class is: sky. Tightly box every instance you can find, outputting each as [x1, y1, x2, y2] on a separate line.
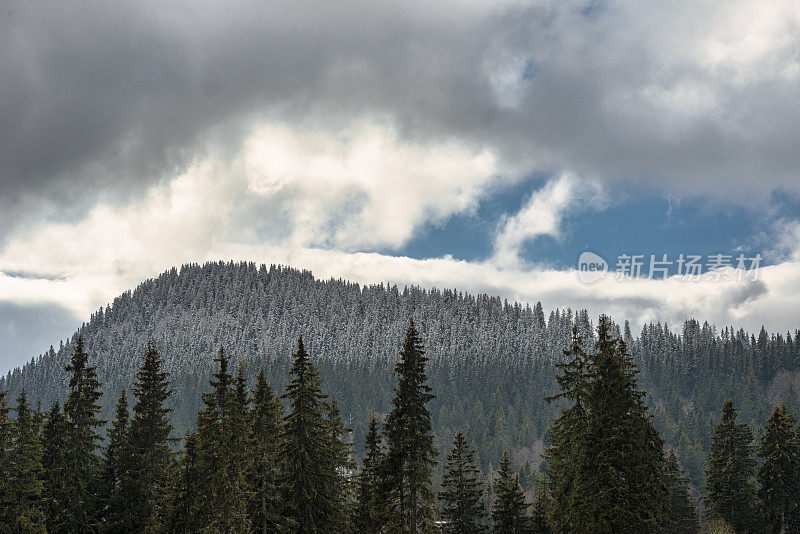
[2, 0, 800, 373]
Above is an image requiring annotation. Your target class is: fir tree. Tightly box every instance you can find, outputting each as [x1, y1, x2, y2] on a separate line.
[40, 400, 68, 533]
[546, 318, 665, 532]
[0, 391, 11, 530]
[491, 452, 529, 534]
[62, 336, 105, 532]
[162, 432, 202, 534]
[543, 328, 589, 532]
[757, 403, 799, 533]
[195, 347, 251, 533]
[528, 475, 551, 534]
[100, 389, 130, 533]
[570, 317, 665, 532]
[4, 390, 46, 533]
[439, 432, 487, 534]
[325, 398, 354, 534]
[281, 337, 342, 534]
[248, 368, 287, 534]
[703, 400, 757, 532]
[126, 346, 175, 531]
[382, 320, 437, 534]
[662, 449, 698, 534]
[354, 413, 385, 534]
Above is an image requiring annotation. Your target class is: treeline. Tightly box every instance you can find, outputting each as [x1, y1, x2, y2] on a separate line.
[4, 262, 800, 491]
[1, 319, 799, 533]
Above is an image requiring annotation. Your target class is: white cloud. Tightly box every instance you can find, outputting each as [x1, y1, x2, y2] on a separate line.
[492, 174, 604, 268]
[241, 120, 502, 250]
[2, 134, 799, 344]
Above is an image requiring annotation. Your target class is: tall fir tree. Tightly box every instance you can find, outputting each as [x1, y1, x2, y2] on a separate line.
[248, 368, 287, 534]
[661, 449, 698, 534]
[703, 400, 758, 532]
[40, 400, 69, 533]
[194, 347, 251, 533]
[325, 398, 354, 534]
[0, 391, 11, 530]
[382, 320, 437, 534]
[119, 346, 175, 532]
[354, 413, 385, 533]
[543, 328, 589, 532]
[439, 432, 488, 534]
[757, 403, 799, 533]
[162, 432, 202, 534]
[491, 451, 529, 534]
[100, 389, 130, 533]
[281, 337, 343, 534]
[552, 317, 665, 532]
[62, 336, 105, 532]
[3, 390, 46, 533]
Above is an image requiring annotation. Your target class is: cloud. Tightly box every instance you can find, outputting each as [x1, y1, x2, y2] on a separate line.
[3, 0, 800, 241]
[1, 140, 799, 370]
[492, 173, 604, 267]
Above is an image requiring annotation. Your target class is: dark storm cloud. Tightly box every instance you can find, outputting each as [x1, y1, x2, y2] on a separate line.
[2, 0, 799, 238]
[0, 300, 80, 372]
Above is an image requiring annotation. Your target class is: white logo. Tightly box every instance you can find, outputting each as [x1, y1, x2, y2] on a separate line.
[577, 251, 608, 284]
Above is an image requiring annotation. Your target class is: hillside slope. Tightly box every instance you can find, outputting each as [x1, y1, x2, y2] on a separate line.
[2, 261, 798, 486]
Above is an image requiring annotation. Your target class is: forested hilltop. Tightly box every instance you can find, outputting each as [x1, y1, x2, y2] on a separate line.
[2, 261, 799, 488]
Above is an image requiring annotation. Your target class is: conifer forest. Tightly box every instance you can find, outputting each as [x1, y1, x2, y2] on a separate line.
[1, 263, 799, 533]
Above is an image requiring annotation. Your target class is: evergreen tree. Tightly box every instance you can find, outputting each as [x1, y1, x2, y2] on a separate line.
[528, 475, 551, 534]
[546, 318, 665, 532]
[195, 347, 251, 533]
[661, 449, 698, 534]
[382, 320, 437, 534]
[40, 400, 68, 533]
[100, 390, 130, 533]
[281, 337, 342, 534]
[439, 432, 487, 534]
[757, 403, 799, 533]
[119, 345, 175, 532]
[62, 336, 105, 532]
[162, 432, 202, 534]
[3, 390, 46, 533]
[703, 400, 757, 532]
[491, 452, 529, 534]
[354, 413, 385, 534]
[0, 391, 11, 530]
[325, 398, 354, 534]
[543, 328, 589, 532]
[248, 368, 287, 534]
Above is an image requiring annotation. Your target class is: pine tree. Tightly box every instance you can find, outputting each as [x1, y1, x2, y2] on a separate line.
[354, 413, 385, 534]
[3, 390, 47, 533]
[327, 398, 355, 533]
[195, 347, 251, 533]
[162, 432, 202, 534]
[281, 337, 342, 534]
[100, 389, 130, 532]
[491, 452, 529, 534]
[439, 432, 487, 534]
[703, 400, 757, 532]
[62, 336, 105, 532]
[118, 345, 175, 532]
[528, 475, 551, 534]
[757, 403, 799, 533]
[248, 368, 287, 534]
[662, 449, 698, 534]
[0, 391, 11, 530]
[545, 318, 665, 532]
[382, 320, 437, 534]
[41, 400, 69, 533]
[543, 328, 588, 532]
